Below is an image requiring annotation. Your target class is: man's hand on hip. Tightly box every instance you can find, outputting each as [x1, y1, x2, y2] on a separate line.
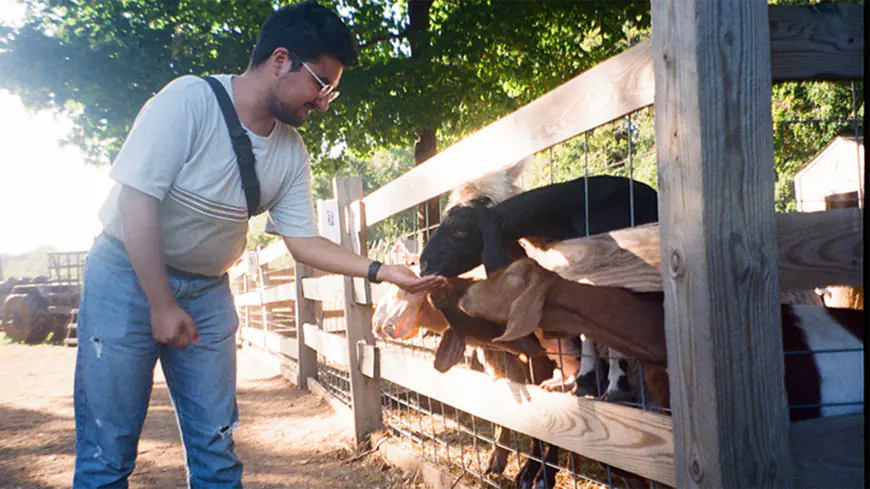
[151, 303, 200, 348]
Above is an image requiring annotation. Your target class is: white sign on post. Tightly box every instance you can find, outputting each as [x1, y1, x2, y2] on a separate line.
[317, 199, 341, 245]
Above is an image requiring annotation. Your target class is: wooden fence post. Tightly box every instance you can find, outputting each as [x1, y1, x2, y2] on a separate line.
[295, 262, 318, 390]
[334, 176, 382, 446]
[652, 1, 792, 488]
[257, 247, 267, 333]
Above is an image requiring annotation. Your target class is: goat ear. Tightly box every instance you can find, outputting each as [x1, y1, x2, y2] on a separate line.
[434, 327, 467, 373]
[476, 208, 511, 274]
[493, 269, 553, 343]
[506, 155, 533, 183]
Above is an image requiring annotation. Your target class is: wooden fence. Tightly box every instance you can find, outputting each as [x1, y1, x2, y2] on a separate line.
[231, 4, 864, 488]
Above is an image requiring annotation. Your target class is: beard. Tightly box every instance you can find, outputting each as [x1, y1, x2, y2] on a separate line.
[267, 83, 306, 127]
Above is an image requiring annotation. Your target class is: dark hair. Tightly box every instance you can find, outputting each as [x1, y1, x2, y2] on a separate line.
[250, 1, 359, 68]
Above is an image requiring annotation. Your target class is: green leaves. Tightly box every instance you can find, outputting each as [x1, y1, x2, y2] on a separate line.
[2, 0, 858, 216]
[0, 0, 649, 171]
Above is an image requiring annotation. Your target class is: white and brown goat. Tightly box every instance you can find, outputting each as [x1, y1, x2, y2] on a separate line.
[459, 258, 865, 419]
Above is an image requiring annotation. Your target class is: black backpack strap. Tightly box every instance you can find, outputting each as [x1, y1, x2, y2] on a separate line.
[201, 76, 263, 217]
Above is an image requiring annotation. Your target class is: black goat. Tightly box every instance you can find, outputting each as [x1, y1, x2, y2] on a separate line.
[419, 175, 659, 277]
[418, 174, 658, 489]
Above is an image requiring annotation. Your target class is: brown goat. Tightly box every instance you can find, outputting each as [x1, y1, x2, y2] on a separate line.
[372, 277, 546, 364]
[371, 279, 557, 478]
[460, 258, 668, 363]
[459, 258, 866, 419]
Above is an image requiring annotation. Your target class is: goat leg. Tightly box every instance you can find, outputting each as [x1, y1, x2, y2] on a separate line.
[532, 443, 560, 489]
[481, 425, 511, 475]
[601, 351, 634, 402]
[571, 339, 603, 397]
[515, 439, 544, 489]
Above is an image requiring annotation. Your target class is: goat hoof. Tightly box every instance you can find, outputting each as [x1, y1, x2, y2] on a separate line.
[601, 388, 633, 402]
[533, 476, 556, 489]
[571, 385, 597, 397]
[515, 479, 535, 489]
[515, 462, 539, 489]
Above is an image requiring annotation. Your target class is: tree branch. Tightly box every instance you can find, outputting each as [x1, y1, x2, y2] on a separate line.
[358, 29, 408, 50]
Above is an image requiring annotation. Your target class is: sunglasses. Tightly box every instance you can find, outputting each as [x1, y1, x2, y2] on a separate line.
[299, 60, 340, 103]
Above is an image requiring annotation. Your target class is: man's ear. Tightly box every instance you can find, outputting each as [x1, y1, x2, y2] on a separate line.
[494, 267, 553, 343]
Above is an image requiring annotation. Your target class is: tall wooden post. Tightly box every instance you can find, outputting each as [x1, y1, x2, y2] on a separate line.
[255, 250, 268, 349]
[295, 262, 318, 390]
[651, 1, 792, 487]
[334, 176, 382, 445]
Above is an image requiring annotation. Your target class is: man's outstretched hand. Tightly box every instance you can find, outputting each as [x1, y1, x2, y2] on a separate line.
[378, 264, 446, 294]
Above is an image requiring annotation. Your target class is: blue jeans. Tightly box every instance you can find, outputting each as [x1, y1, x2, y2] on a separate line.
[73, 234, 242, 488]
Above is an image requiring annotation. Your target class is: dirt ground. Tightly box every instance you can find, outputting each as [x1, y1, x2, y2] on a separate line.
[0, 336, 425, 489]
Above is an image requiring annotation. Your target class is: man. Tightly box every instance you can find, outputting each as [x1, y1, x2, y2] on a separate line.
[73, 2, 444, 487]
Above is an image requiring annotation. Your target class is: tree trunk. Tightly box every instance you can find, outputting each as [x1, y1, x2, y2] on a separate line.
[409, 0, 441, 246]
[414, 128, 440, 242]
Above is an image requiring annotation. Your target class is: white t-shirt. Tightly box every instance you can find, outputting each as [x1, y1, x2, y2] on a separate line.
[98, 74, 319, 277]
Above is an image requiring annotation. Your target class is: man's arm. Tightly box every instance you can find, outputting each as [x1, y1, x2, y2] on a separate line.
[118, 185, 199, 348]
[282, 235, 444, 293]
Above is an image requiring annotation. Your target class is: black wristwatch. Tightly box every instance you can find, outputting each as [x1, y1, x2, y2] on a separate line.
[368, 260, 383, 284]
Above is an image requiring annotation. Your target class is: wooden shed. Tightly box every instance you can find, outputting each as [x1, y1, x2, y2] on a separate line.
[794, 136, 865, 212]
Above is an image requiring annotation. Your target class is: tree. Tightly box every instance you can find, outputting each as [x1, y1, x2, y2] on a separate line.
[0, 0, 649, 170]
[2, 0, 857, 221]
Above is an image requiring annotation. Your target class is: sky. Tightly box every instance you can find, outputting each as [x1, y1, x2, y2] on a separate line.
[0, 1, 114, 255]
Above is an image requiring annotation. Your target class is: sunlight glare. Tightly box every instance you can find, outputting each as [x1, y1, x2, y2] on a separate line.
[0, 90, 112, 254]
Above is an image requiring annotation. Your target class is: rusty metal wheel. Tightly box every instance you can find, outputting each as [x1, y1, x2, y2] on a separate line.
[48, 312, 71, 344]
[0, 293, 52, 344]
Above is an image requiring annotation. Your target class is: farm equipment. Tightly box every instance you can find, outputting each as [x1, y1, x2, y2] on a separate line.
[64, 308, 79, 346]
[0, 251, 86, 345]
[0, 282, 79, 344]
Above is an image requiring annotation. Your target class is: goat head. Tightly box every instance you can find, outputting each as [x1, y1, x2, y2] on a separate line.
[420, 205, 511, 277]
[460, 258, 558, 342]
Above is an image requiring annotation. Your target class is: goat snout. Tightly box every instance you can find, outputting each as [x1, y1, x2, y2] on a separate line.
[419, 258, 435, 276]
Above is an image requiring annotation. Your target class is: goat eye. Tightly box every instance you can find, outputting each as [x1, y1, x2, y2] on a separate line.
[453, 230, 467, 239]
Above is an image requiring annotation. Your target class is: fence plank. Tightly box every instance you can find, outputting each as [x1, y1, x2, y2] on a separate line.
[302, 323, 349, 368]
[257, 241, 289, 268]
[652, 1, 792, 488]
[361, 344, 675, 486]
[335, 176, 382, 445]
[238, 327, 264, 346]
[775, 208, 864, 291]
[301, 275, 345, 303]
[769, 4, 864, 81]
[524, 209, 863, 292]
[790, 414, 864, 488]
[240, 327, 299, 360]
[262, 283, 297, 304]
[262, 330, 299, 360]
[362, 40, 656, 226]
[295, 265, 319, 389]
[370, 431, 476, 489]
[307, 377, 352, 423]
[233, 291, 262, 307]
